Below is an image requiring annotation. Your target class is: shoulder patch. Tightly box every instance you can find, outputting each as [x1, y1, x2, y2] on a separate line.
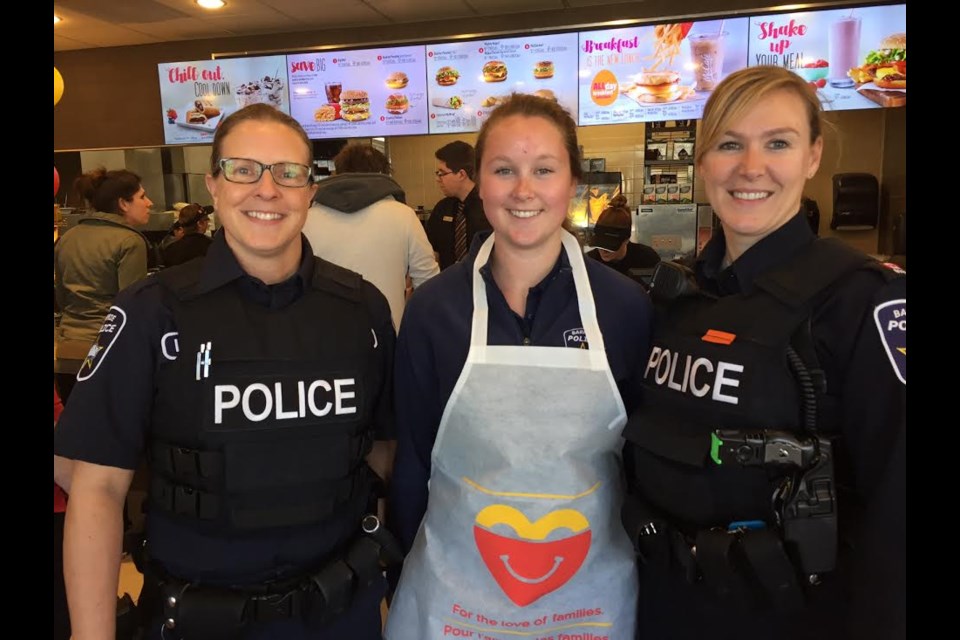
[77, 306, 127, 381]
[881, 262, 906, 275]
[873, 299, 905, 385]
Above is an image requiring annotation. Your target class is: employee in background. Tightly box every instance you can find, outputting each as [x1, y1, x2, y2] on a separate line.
[621, 65, 906, 640]
[304, 142, 439, 331]
[54, 168, 154, 403]
[425, 140, 490, 269]
[387, 94, 652, 639]
[55, 104, 396, 640]
[587, 194, 661, 285]
[161, 203, 213, 267]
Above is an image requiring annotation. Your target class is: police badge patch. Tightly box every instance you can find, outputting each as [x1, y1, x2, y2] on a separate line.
[77, 306, 127, 381]
[563, 327, 589, 349]
[873, 299, 905, 385]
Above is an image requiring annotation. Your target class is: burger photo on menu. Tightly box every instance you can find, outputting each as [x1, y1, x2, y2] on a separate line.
[436, 66, 460, 86]
[483, 60, 508, 82]
[341, 90, 370, 122]
[431, 95, 464, 110]
[385, 94, 410, 115]
[623, 71, 694, 104]
[386, 71, 409, 89]
[848, 33, 905, 90]
[533, 61, 554, 79]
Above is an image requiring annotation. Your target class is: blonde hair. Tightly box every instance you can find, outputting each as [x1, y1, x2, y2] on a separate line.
[695, 66, 823, 166]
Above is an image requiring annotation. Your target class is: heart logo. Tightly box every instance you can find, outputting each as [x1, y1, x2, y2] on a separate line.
[473, 505, 592, 607]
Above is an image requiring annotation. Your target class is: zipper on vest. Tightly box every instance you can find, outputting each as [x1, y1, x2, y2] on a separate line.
[522, 336, 531, 346]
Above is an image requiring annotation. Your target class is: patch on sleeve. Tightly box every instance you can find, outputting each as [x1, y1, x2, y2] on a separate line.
[881, 262, 906, 275]
[563, 327, 589, 349]
[76, 305, 127, 382]
[873, 299, 905, 385]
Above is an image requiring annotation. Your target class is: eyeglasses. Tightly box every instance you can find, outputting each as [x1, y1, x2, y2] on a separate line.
[434, 169, 455, 179]
[217, 158, 313, 188]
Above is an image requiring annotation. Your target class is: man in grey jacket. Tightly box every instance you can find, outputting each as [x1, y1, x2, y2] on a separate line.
[303, 144, 439, 331]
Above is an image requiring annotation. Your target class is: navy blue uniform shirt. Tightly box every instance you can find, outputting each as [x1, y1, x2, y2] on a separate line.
[54, 230, 396, 588]
[696, 214, 906, 638]
[390, 231, 654, 551]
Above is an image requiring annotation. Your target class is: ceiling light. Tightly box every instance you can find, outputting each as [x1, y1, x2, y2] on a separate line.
[196, 0, 226, 9]
[54, 15, 62, 24]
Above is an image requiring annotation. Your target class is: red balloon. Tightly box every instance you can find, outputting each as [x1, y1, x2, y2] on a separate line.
[54, 166, 60, 197]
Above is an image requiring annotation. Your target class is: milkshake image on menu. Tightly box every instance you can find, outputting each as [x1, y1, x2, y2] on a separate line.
[689, 32, 727, 92]
[829, 16, 860, 88]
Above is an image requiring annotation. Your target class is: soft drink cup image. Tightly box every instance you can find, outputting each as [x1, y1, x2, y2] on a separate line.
[325, 82, 343, 103]
[689, 32, 727, 92]
[828, 17, 860, 88]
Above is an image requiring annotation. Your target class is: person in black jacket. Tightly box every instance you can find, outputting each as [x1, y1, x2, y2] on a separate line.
[161, 203, 213, 267]
[425, 141, 491, 269]
[55, 104, 396, 640]
[587, 194, 660, 286]
[622, 65, 905, 640]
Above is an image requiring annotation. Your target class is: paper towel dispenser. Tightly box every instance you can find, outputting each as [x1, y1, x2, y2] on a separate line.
[830, 173, 879, 231]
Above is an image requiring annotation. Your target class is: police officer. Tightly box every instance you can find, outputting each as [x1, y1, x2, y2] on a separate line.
[55, 104, 396, 640]
[622, 66, 905, 640]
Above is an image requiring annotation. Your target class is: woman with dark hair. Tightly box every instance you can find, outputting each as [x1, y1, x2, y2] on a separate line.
[386, 94, 652, 639]
[54, 167, 154, 402]
[621, 65, 905, 639]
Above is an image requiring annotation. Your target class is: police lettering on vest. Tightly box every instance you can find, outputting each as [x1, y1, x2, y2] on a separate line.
[214, 378, 358, 424]
[644, 346, 744, 405]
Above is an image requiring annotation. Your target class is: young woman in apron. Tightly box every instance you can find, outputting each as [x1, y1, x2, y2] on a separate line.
[387, 94, 654, 640]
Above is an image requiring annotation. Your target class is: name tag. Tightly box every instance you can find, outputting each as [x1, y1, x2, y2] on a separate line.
[442, 216, 454, 222]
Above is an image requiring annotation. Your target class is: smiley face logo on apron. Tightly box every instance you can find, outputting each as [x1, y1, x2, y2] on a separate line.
[473, 504, 592, 606]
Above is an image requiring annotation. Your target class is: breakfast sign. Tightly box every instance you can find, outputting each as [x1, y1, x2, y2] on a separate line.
[287, 45, 430, 139]
[158, 56, 288, 145]
[745, 3, 906, 110]
[424, 32, 579, 135]
[577, 18, 750, 126]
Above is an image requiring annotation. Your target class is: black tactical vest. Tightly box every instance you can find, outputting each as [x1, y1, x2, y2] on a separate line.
[624, 239, 889, 530]
[147, 258, 378, 536]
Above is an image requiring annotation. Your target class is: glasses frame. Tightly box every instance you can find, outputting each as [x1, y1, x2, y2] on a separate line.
[217, 157, 314, 188]
[434, 169, 456, 179]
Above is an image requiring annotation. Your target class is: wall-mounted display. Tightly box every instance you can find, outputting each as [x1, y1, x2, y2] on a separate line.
[287, 46, 429, 139]
[154, 3, 905, 145]
[577, 19, 750, 126]
[425, 33, 579, 134]
[158, 56, 289, 145]
[746, 4, 905, 110]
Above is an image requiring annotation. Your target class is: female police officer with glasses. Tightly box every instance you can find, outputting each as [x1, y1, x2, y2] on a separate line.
[55, 104, 396, 640]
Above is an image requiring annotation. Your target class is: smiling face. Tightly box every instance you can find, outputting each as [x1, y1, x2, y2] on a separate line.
[118, 186, 153, 227]
[697, 89, 823, 258]
[205, 119, 317, 274]
[478, 114, 577, 255]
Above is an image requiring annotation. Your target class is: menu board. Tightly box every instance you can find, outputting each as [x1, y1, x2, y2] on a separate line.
[287, 46, 429, 139]
[158, 56, 289, 145]
[747, 4, 906, 111]
[425, 33, 579, 134]
[577, 19, 749, 126]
